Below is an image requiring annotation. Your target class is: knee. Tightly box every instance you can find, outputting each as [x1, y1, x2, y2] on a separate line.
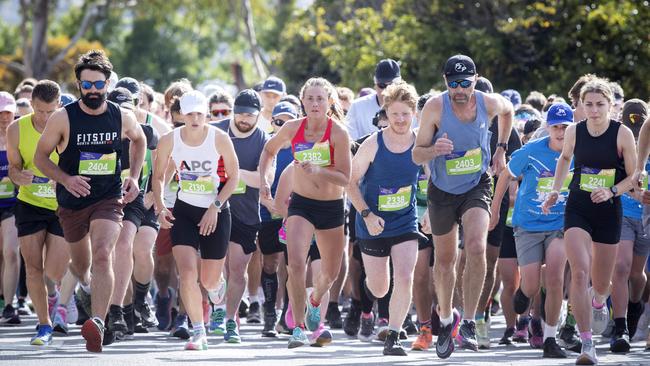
[434, 251, 457, 269]
[571, 267, 589, 286]
[464, 240, 486, 258]
[262, 256, 280, 274]
[613, 260, 632, 280]
[228, 267, 247, 286]
[287, 260, 306, 278]
[3, 246, 18, 263]
[366, 279, 389, 298]
[92, 248, 112, 268]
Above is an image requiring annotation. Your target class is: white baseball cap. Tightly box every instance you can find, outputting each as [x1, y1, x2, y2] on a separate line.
[180, 90, 208, 115]
[0, 91, 16, 113]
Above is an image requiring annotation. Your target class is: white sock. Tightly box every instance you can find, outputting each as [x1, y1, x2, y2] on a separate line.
[80, 283, 91, 294]
[249, 295, 259, 304]
[544, 322, 557, 341]
[440, 314, 454, 326]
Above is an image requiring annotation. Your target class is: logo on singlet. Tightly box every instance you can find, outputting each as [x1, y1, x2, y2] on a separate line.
[179, 160, 213, 172]
[76, 132, 118, 146]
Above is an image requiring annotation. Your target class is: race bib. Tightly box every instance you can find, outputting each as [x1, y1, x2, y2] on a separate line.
[579, 167, 615, 192]
[0, 177, 15, 199]
[294, 141, 331, 166]
[417, 174, 428, 195]
[378, 185, 412, 212]
[179, 172, 214, 194]
[79, 152, 117, 175]
[537, 171, 572, 193]
[445, 148, 481, 175]
[505, 207, 514, 227]
[278, 223, 287, 245]
[233, 180, 247, 195]
[27, 176, 55, 199]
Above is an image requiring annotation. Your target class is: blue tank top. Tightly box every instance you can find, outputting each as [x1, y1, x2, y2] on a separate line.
[428, 91, 491, 194]
[261, 146, 293, 222]
[356, 131, 420, 239]
[0, 150, 16, 208]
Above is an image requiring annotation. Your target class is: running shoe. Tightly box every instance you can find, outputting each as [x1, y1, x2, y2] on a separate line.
[609, 327, 630, 353]
[155, 289, 172, 331]
[184, 333, 208, 351]
[309, 323, 332, 347]
[627, 300, 644, 338]
[81, 318, 104, 352]
[513, 316, 530, 343]
[543, 337, 567, 358]
[558, 323, 582, 353]
[490, 298, 501, 316]
[276, 313, 291, 335]
[207, 277, 227, 305]
[53, 305, 68, 335]
[1, 304, 21, 325]
[325, 302, 343, 329]
[305, 295, 321, 331]
[377, 318, 389, 341]
[383, 329, 407, 356]
[224, 319, 241, 343]
[47, 294, 58, 318]
[18, 299, 32, 316]
[170, 313, 190, 340]
[76, 288, 92, 321]
[288, 327, 308, 349]
[247, 301, 262, 324]
[528, 317, 543, 349]
[589, 288, 609, 335]
[66, 295, 78, 325]
[513, 288, 530, 315]
[285, 301, 295, 329]
[31, 324, 53, 346]
[499, 327, 515, 345]
[358, 314, 375, 342]
[476, 318, 490, 349]
[576, 338, 597, 365]
[107, 306, 128, 334]
[343, 302, 361, 336]
[262, 310, 278, 337]
[238, 300, 249, 318]
[135, 302, 158, 329]
[601, 318, 615, 339]
[403, 315, 418, 335]
[210, 307, 226, 335]
[431, 307, 441, 336]
[435, 309, 460, 359]
[457, 320, 479, 351]
[411, 325, 432, 351]
[121, 304, 135, 340]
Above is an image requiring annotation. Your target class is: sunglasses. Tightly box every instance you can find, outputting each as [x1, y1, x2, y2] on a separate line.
[376, 82, 392, 89]
[173, 122, 185, 128]
[79, 80, 107, 90]
[272, 118, 286, 127]
[447, 79, 472, 89]
[211, 109, 231, 118]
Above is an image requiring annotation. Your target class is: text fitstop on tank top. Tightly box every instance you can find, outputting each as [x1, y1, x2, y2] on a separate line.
[57, 100, 123, 210]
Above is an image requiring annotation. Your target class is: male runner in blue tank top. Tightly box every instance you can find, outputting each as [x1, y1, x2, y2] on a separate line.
[34, 50, 146, 353]
[412, 54, 514, 359]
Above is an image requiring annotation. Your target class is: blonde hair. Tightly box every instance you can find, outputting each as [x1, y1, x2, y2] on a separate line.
[580, 78, 613, 104]
[300, 77, 345, 122]
[382, 82, 418, 111]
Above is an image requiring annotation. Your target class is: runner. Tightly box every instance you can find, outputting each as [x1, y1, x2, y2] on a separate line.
[490, 102, 574, 358]
[412, 54, 513, 359]
[212, 89, 271, 343]
[0, 91, 20, 326]
[259, 77, 351, 348]
[33, 50, 147, 352]
[347, 82, 423, 356]
[6, 80, 70, 344]
[153, 90, 239, 350]
[257, 76, 287, 133]
[542, 78, 637, 365]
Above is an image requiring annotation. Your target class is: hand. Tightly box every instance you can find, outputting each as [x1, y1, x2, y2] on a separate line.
[590, 187, 613, 204]
[488, 202, 501, 231]
[198, 205, 219, 236]
[491, 148, 506, 176]
[260, 181, 272, 201]
[122, 176, 140, 203]
[541, 191, 559, 214]
[643, 190, 650, 205]
[419, 209, 431, 235]
[297, 161, 321, 175]
[156, 206, 175, 229]
[143, 191, 154, 210]
[63, 175, 91, 198]
[637, 170, 647, 188]
[363, 212, 385, 236]
[433, 133, 454, 157]
[14, 169, 34, 186]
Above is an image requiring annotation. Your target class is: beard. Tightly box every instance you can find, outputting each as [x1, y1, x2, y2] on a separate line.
[81, 91, 106, 110]
[234, 120, 255, 133]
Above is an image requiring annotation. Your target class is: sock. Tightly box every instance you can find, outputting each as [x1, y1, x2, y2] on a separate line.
[261, 271, 278, 312]
[192, 323, 205, 336]
[309, 294, 320, 308]
[92, 316, 104, 327]
[361, 312, 373, 319]
[134, 281, 150, 306]
[475, 313, 485, 322]
[462, 318, 474, 325]
[579, 330, 592, 342]
[544, 323, 557, 341]
[592, 297, 604, 309]
[613, 317, 627, 331]
[419, 319, 431, 328]
[80, 283, 91, 294]
[440, 314, 454, 327]
[249, 295, 260, 304]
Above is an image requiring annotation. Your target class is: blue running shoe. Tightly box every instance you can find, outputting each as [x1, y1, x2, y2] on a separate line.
[31, 324, 53, 346]
[224, 319, 241, 343]
[288, 327, 309, 349]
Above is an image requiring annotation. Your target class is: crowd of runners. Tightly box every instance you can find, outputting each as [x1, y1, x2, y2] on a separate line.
[0, 49, 649, 365]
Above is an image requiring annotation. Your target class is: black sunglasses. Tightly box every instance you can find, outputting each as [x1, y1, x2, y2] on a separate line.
[376, 82, 392, 89]
[272, 118, 286, 127]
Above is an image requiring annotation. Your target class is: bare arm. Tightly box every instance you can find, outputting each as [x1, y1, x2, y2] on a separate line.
[347, 134, 377, 213]
[274, 164, 294, 218]
[412, 97, 442, 165]
[488, 167, 514, 230]
[485, 93, 514, 173]
[260, 120, 300, 199]
[6, 121, 32, 186]
[152, 132, 173, 212]
[122, 110, 146, 181]
[613, 125, 638, 195]
[215, 131, 240, 204]
[542, 124, 575, 213]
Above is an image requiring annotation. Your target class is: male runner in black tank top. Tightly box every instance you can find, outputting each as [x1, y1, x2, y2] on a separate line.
[34, 50, 146, 353]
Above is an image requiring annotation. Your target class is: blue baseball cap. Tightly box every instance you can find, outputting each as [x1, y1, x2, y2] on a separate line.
[60, 93, 76, 106]
[272, 101, 297, 119]
[261, 76, 286, 95]
[501, 89, 522, 108]
[234, 89, 261, 115]
[546, 103, 574, 126]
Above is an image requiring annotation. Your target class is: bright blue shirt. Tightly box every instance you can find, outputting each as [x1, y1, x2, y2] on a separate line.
[621, 160, 650, 220]
[508, 137, 572, 232]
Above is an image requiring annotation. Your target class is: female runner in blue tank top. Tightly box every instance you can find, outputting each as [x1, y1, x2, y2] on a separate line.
[543, 79, 637, 365]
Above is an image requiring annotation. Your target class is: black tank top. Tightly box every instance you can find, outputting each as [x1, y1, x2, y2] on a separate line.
[569, 119, 626, 192]
[58, 101, 123, 209]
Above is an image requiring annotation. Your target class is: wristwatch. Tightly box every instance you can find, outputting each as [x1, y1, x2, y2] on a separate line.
[213, 199, 223, 210]
[361, 209, 371, 218]
[610, 186, 618, 197]
[496, 142, 508, 150]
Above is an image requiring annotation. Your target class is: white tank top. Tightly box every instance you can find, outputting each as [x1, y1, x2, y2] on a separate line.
[171, 126, 221, 208]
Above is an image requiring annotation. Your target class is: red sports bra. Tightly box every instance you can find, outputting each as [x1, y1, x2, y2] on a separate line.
[291, 117, 335, 167]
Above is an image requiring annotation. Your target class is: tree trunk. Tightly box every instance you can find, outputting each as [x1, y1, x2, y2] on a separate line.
[241, 0, 267, 80]
[31, 0, 50, 79]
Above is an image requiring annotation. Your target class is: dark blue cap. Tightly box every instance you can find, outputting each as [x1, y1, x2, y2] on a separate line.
[272, 101, 297, 119]
[234, 89, 261, 115]
[501, 89, 522, 108]
[60, 93, 76, 106]
[261, 76, 286, 95]
[115, 77, 140, 99]
[375, 59, 401, 83]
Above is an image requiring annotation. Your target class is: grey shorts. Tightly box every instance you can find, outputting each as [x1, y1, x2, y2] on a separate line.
[620, 216, 650, 257]
[514, 228, 563, 266]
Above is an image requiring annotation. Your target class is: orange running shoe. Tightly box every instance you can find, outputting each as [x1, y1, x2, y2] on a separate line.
[411, 325, 433, 351]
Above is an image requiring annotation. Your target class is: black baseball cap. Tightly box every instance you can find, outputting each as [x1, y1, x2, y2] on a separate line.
[108, 87, 135, 110]
[621, 99, 648, 138]
[443, 54, 476, 80]
[234, 89, 261, 115]
[475, 77, 493, 93]
[115, 77, 140, 100]
[375, 59, 401, 84]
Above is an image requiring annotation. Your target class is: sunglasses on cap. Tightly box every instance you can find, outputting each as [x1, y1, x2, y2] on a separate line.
[211, 109, 232, 118]
[447, 79, 472, 89]
[79, 80, 107, 90]
[272, 118, 286, 127]
[376, 82, 392, 89]
[628, 113, 645, 125]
